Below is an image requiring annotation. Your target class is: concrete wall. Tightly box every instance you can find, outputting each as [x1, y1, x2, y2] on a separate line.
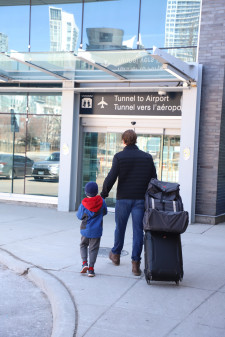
[196, 0, 225, 222]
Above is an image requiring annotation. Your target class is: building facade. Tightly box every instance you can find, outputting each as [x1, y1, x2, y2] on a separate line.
[49, 6, 79, 51]
[0, 0, 224, 224]
[165, 0, 201, 61]
[0, 32, 8, 52]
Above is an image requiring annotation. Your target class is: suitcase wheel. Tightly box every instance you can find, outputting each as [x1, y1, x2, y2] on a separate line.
[175, 280, 179, 286]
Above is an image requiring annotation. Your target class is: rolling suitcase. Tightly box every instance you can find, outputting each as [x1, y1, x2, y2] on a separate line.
[144, 230, 183, 285]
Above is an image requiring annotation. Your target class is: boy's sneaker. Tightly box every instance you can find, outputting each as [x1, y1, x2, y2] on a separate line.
[88, 267, 95, 277]
[80, 262, 89, 274]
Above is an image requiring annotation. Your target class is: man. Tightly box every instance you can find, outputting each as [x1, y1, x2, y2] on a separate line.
[100, 129, 157, 276]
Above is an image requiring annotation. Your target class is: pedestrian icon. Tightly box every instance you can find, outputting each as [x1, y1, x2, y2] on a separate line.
[82, 97, 92, 108]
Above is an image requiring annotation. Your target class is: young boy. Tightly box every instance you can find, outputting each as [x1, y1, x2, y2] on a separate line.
[77, 181, 107, 277]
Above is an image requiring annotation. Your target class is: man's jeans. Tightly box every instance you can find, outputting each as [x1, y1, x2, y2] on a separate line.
[112, 199, 145, 262]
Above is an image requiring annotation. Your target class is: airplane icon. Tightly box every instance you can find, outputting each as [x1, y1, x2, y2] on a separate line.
[97, 97, 108, 109]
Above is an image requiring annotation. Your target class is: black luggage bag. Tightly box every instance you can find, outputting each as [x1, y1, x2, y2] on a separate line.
[143, 178, 189, 234]
[144, 230, 183, 285]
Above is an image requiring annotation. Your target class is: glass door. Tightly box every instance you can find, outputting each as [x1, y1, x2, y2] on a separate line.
[162, 135, 180, 182]
[81, 131, 167, 208]
[81, 130, 181, 207]
[82, 132, 123, 207]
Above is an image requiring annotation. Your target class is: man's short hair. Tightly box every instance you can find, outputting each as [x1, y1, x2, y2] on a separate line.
[122, 129, 137, 145]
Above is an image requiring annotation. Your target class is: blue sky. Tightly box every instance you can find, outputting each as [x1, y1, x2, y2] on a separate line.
[0, 0, 168, 52]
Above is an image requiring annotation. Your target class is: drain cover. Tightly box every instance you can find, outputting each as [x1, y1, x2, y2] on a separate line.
[98, 247, 129, 258]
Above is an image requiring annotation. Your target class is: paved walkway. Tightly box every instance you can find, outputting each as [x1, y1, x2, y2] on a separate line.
[0, 202, 225, 337]
[0, 264, 52, 337]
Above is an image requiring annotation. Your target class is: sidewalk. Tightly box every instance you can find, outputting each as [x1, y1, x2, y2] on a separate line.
[0, 264, 52, 337]
[0, 202, 225, 337]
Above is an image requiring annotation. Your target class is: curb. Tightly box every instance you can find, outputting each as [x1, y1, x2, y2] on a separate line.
[0, 249, 32, 274]
[0, 249, 76, 337]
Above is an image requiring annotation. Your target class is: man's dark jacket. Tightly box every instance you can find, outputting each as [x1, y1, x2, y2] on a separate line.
[101, 144, 157, 200]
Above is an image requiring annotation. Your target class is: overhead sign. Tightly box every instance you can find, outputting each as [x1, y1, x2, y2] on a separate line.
[80, 92, 182, 116]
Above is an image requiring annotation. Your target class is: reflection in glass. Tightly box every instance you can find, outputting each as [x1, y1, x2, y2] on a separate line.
[77, 50, 174, 81]
[0, 94, 62, 115]
[5, 50, 176, 82]
[82, 132, 163, 208]
[49, 6, 79, 51]
[82, 132, 123, 207]
[140, 0, 168, 49]
[0, 95, 62, 197]
[136, 135, 161, 178]
[28, 95, 62, 115]
[81, 131, 180, 207]
[164, 0, 201, 62]
[162, 136, 180, 182]
[0, 113, 27, 194]
[0, 52, 59, 81]
[0, 6, 29, 52]
[25, 115, 61, 197]
[141, 0, 200, 61]
[0, 32, 8, 52]
[0, 1, 201, 59]
[86, 28, 125, 50]
[0, 115, 13, 193]
[164, 47, 198, 62]
[0, 95, 27, 114]
[83, 0, 139, 51]
[30, 4, 82, 52]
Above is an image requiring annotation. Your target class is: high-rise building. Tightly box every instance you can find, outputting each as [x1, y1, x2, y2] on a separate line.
[165, 0, 201, 61]
[49, 7, 79, 51]
[0, 33, 8, 52]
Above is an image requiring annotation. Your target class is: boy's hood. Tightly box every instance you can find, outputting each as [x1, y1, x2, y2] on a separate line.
[82, 195, 103, 212]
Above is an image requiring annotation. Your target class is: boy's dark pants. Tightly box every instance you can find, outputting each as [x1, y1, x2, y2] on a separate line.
[80, 236, 101, 268]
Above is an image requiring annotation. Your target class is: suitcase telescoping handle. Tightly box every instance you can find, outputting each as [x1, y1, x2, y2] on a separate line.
[151, 198, 177, 212]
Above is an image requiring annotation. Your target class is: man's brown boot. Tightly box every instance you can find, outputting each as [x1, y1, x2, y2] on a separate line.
[132, 260, 141, 276]
[109, 250, 120, 265]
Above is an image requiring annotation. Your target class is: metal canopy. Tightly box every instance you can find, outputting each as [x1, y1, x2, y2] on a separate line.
[0, 49, 198, 85]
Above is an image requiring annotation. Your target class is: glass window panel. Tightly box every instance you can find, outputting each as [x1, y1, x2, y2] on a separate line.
[77, 50, 176, 81]
[1, 49, 185, 82]
[162, 135, 180, 182]
[141, 0, 200, 62]
[0, 95, 27, 114]
[10, 114, 27, 194]
[30, 3, 82, 52]
[140, 0, 168, 49]
[9, 51, 118, 81]
[0, 114, 13, 192]
[0, 6, 29, 52]
[165, 47, 198, 63]
[25, 115, 61, 197]
[136, 135, 161, 178]
[0, 94, 62, 197]
[0, 52, 59, 81]
[28, 95, 62, 115]
[83, 0, 139, 51]
[0, 113, 27, 194]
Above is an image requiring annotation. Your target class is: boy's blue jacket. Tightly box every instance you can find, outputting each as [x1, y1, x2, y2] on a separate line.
[76, 195, 107, 238]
